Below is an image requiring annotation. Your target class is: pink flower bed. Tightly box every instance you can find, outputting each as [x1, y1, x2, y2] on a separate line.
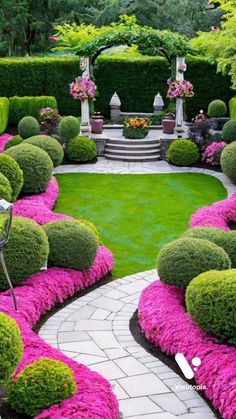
[190, 192, 236, 231]
[0, 165, 118, 418]
[0, 133, 12, 152]
[138, 281, 236, 419]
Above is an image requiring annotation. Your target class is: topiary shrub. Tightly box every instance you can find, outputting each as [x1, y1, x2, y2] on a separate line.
[58, 116, 80, 142]
[0, 173, 12, 201]
[167, 139, 200, 166]
[0, 154, 23, 201]
[18, 116, 40, 139]
[222, 120, 236, 143]
[66, 136, 97, 162]
[25, 135, 64, 167]
[8, 358, 77, 417]
[220, 141, 236, 184]
[182, 227, 236, 268]
[4, 135, 23, 151]
[0, 312, 23, 386]
[5, 143, 53, 194]
[186, 269, 236, 340]
[0, 216, 49, 291]
[0, 97, 9, 134]
[208, 99, 227, 118]
[43, 220, 99, 271]
[77, 219, 100, 242]
[157, 238, 231, 288]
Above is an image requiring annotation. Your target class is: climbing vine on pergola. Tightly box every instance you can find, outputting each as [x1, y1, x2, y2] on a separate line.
[52, 15, 195, 73]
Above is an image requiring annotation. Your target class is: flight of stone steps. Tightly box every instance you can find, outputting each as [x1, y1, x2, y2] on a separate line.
[104, 138, 161, 162]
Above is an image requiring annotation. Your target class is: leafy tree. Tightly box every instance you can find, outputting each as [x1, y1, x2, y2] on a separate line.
[192, 0, 236, 88]
[0, 0, 28, 56]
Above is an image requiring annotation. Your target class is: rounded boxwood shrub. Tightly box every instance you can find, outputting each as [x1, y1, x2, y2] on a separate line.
[0, 154, 23, 201]
[66, 136, 97, 162]
[208, 99, 227, 118]
[167, 139, 200, 166]
[157, 238, 231, 288]
[220, 141, 236, 184]
[25, 135, 64, 167]
[4, 135, 23, 151]
[222, 120, 236, 143]
[8, 358, 77, 417]
[0, 312, 23, 385]
[77, 219, 100, 242]
[186, 269, 236, 340]
[0, 173, 12, 201]
[43, 220, 99, 271]
[58, 116, 80, 142]
[0, 216, 49, 291]
[182, 227, 236, 268]
[5, 143, 53, 194]
[18, 116, 40, 139]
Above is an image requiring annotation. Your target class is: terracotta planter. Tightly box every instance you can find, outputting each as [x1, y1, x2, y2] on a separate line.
[91, 116, 104, 134]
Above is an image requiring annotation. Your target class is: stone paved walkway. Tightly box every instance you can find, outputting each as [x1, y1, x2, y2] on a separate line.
[40, 270, 216, 419]
[54, 158, 236, 196]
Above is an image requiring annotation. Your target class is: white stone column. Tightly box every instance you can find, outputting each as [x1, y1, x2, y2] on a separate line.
[175, 57, 186, 130]
[80, 58, 91, 137]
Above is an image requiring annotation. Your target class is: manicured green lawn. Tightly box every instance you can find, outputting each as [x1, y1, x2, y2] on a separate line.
[55, 173, 226, 278]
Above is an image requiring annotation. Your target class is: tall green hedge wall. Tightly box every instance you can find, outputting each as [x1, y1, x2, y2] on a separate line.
[0, 55, 233, 120]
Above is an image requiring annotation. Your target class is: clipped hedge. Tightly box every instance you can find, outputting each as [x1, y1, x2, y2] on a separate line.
[0, 97, 9, 134]
[8, 358, 77, 417]
[25, 135, 64, 167]
[0, 312, 23, 385]
[0, 173, 13, 202]
[0, 216, 49, 291]
[0, 154, 23, 201]
[43, 220, 99, 271]
[220, 141, 236, 184]
[0, 56, 232, 119]
[229, 97, 236, 120]
[186, 269, 236, 340]
[9, 96, 58, 125]
[4, 135, 23, 150]
[5, 143, 53, 194]
[157, 237, 231, 288]
[183, 227, 236, 268]
[66, 136, 97, 162]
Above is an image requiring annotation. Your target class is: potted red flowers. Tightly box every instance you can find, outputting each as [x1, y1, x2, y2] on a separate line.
[123, 117, 150, 139]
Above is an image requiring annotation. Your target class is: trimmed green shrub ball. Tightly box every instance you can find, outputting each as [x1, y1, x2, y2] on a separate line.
[0, 216, 49, 291]
[8, 358, 77, 417]
[18, 116, 40, 139]
[0, 173, 12, 201]
[220, 142, 236, 184]
[66, 136, 97, 162]
[0, 154, 23, 201]
[222, 120, 236, 143]
[5, 143, 53, 194]
[58, 116, 80, 142]
[186, 269, 236, 340]
[77, 219, 100, 242]
[182, 227, 236, 268]
[167, 140, 200, 166]
[208, 99, 227, 118]
[25, 135, 64, 167]
[0, 312, 23, 385]
[43, 220, 99, 270]
[4, 135, 23, 151]
[157, 238, 231, 288]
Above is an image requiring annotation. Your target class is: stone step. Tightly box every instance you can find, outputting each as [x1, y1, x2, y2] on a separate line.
[106, 144, 161, 151]
[105, 153, 160, 162]
[105, 138, 161, 146]
[105, 148, 160, 156]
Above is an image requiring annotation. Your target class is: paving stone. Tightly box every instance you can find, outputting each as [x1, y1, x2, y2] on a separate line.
[90, 308, 110, 320]
[74, 319, 112, 331]
[105, 289, 128, 299]
[115, 356, 149, 376]
[74, 354, 108, 365]
[119, 397, 163, 417]
[88, 331, 120, 349]
[118, 280, 149, 294]
[66, 305, 96, 321]
[59, 340, 105, 357]
[104, 348, 129, 359]
[185, 398, 209, 408]
[180, 414, 215, 419]
[57, 331, 90, 343]
[90, 296, 124, 312]
[128, 414, 175, 419]
[118, 373, 170, 397]
[158, 372, 179, 380]
[89, 360, 126, 380]
[59, 321, 75, 332]
[111, 380, 129, 400]
[150, 393, 188, 415]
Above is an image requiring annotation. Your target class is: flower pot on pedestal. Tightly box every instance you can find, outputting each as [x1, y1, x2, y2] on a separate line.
[91, 115, 104, 134]
[162, 113, 176, 134]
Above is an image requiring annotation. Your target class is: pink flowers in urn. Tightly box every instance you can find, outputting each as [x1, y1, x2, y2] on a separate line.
[167, 79, 194, 99]
[70, 76, 97, 101]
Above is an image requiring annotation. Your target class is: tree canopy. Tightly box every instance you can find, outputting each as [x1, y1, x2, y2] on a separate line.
[52, 16, 195, 64]
[192, 0, 236, 88]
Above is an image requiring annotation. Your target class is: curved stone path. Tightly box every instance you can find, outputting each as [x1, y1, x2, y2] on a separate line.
[40, 159, 234, 418]
[40, 270, 215, 419]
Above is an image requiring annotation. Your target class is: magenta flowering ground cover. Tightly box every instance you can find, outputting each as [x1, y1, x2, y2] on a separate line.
[190, 192, 236, 230]
[138, 281, 236, 419]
